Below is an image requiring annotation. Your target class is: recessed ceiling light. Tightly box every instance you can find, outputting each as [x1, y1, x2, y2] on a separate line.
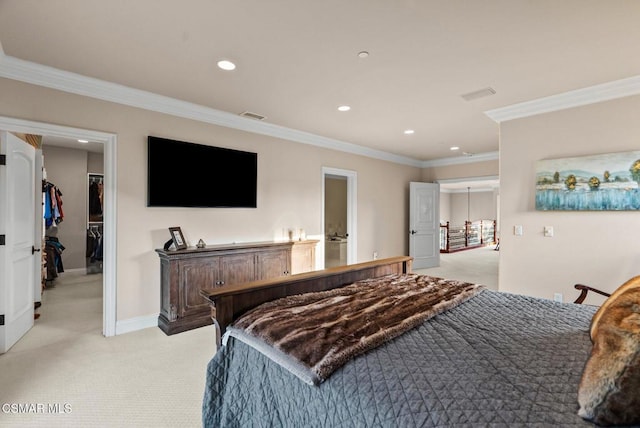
[357, 51, 369, 59]
[450, 146, 459, 151]
[78, 139, 89, 143]
[338, 105, 351, 112]
[403, 129, 415, 135]
[217, 60, 236, 71]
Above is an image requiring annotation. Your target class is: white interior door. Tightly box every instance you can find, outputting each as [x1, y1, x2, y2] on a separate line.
[0, 131, 36, 353]
[409, 182, 440, 269]
[34, 150, 43, 303]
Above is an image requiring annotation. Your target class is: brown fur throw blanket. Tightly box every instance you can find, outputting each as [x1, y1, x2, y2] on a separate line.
[224, 273, 485, 385]
[578, 275, 640, 426]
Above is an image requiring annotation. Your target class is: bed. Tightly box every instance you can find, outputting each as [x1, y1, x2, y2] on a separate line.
[200, 256, 639, 427]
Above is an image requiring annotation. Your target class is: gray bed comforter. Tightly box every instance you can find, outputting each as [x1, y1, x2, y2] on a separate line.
[203, 289, 598, 427]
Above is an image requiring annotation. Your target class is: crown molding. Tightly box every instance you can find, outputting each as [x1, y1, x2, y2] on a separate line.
[440, 187, 497, 194]
[438, 175, 499, 184]
[485, 75, 640, 123]
[437, 175, 499, 193]
[0, 53, 427, 167]
[421, 151, 499, 167]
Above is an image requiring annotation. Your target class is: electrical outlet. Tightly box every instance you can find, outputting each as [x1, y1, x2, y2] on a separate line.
[373, 251, 378, 260]
[514, 225, 523, 236]
[554, 293, 563, 303]
[544, 226, 554, 237]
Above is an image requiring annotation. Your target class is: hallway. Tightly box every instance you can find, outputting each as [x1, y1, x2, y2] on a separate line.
[415, 245, 499, 290]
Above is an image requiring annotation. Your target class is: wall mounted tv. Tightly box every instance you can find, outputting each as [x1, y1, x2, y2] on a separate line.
[147, 136, 257, 208]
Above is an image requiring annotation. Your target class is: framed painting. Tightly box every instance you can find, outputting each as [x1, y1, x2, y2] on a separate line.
[535, 150, 640, 211]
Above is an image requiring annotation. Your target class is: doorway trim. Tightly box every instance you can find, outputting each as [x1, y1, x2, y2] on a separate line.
[0, 116, 117, 337]
[321, 167, 357, 267]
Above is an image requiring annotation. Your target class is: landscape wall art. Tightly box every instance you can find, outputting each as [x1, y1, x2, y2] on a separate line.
[535, 150, 640, 211]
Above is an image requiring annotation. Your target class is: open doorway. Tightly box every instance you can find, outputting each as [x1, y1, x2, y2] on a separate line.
[0, 116, 117, 340]
[437, 176, 500, 245]
[425, 175, 499, 288]
[38, 136, 105, 340]
[321, 167, 357, 268]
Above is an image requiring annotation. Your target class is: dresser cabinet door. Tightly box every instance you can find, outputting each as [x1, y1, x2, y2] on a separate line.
[291, 242, 317, 274]
[179, 258, 217, 318]
[219, 253, 256, 286]
[256, 249, 290, 280]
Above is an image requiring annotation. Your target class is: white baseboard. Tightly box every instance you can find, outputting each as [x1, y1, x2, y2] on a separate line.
[115, 314, 157, 335]
[61, 268, 90, 274]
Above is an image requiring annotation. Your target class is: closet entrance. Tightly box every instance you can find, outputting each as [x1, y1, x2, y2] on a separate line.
[0, 115, 117, 349]
[38, 137, 106, 344]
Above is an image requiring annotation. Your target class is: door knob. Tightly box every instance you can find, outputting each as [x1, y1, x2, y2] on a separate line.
[32, 246, 41, 254]
[410, 230, 417, 235]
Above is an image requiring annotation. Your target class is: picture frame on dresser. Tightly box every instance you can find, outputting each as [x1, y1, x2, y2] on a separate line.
[168, 226, 187, 250]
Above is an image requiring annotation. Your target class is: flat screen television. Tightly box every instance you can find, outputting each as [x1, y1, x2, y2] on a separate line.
[147, 136, 257, 208]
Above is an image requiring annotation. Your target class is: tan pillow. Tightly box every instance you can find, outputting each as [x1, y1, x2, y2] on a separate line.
[577, 275, 640, 426]
[590, 275, 640, 340]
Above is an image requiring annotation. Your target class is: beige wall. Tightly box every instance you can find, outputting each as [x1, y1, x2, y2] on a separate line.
[439, 192, 451, 223]
[499, 94, 640, 304]
[449, 190, 496, 226]
[0, 78, 421, 321]
[88, 151, 104, 175]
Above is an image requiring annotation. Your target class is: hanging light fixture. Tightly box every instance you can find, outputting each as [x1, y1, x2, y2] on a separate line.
[467, 187, 471, 222]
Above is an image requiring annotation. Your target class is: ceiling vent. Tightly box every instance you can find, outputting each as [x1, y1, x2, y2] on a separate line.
[461, 87, 496, 101]
[240, 111, 266, 121]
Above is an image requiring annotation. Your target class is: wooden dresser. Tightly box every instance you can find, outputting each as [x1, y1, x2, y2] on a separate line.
[156, 240, 318, 335]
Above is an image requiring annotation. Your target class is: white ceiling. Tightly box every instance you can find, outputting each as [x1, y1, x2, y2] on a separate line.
[42, 135, 104, 154]
[1, 1, 639, 163]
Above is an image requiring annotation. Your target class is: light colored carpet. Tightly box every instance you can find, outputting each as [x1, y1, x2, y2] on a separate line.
[0, 250, 495, 427]
[0, 270, 216, 428]
[414, 245, 499, 290]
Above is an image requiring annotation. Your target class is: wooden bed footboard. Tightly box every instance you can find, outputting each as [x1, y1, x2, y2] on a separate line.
[200, 256, 413, 345]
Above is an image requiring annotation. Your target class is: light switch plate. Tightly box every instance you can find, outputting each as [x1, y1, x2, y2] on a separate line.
[514, 225, 523, 236]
